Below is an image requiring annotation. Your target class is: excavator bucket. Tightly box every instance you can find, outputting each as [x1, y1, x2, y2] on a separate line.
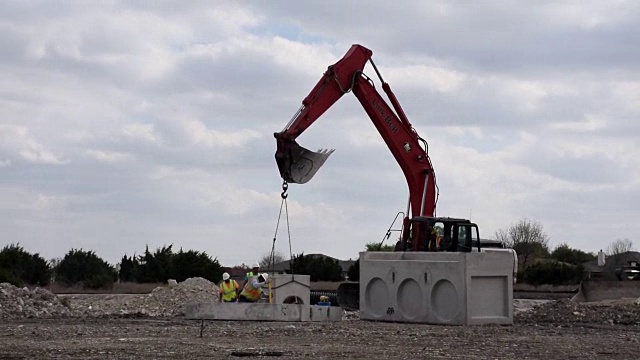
[275, 137, 334, 184]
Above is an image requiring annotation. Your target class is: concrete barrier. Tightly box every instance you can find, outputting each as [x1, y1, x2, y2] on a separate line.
[184, 302, 342, 322]
[571, 281, 640, 303]
[359, 251, 513, 325]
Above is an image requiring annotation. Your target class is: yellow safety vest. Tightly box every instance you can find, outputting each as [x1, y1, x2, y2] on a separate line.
[240, 278, 262, 301]
[220, 280, 238, 301]
[244, 271, 254, 281]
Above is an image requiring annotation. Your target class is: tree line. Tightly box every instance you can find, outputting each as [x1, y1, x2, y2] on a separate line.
[495, 218, 634, 285]
[1, 219, 633, 288]
[0, 244, 222, 289]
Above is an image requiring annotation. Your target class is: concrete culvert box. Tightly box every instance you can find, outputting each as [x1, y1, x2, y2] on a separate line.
[359, 251, 513, 325]
[264, 274, 310, 305]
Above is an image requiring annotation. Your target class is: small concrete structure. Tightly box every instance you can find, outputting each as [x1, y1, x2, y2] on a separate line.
[185, 303, 342, 322]
[571, 280, 640, 303]
[265, 274, 310, 305]
[359, 251, 513, 325]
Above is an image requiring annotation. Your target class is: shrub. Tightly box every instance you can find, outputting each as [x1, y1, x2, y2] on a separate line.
[0, 244, 51, 286]
[0, 268, 21, 286]
[287, 253, 344, 282]
[119, 245, 223, 283]
[522, 261, 586, 286]
[550, 244, 596, 265]
[55, 249, 117, 289]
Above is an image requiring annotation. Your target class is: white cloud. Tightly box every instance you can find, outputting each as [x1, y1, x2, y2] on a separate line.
[0, 125, 67, 164]
[1, 1, 640, 266]
[385, 65, 467, 93]
[180, 118, 261, 148]
[121, 123, 160, 144]
[86, 149, 131, 162]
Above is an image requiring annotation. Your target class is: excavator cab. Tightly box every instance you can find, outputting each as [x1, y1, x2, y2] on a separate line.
[402, 216, 481, 253]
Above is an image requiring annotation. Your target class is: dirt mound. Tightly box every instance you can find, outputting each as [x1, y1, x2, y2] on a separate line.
[0, 283, 71, 319]
[516, 298, 640, 326]
[70, 277, 219, 317]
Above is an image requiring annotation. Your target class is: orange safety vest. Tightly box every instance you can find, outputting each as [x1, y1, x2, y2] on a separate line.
[219, 280, 238, 301]
[240, 278, 262, 301]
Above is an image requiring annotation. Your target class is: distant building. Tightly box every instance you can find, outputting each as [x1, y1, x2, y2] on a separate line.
[221, 267, 249, 283]
[583, 251, 640, 280]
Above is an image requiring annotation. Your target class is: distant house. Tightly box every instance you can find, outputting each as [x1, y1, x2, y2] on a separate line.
[266, 254, 356, 280]
[583, 251, 640, 280]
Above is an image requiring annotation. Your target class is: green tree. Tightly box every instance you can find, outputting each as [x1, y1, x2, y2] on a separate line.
[0, 244, 51, 286]
[55, 249, 117, 289]
[118, 254, 137, 282]
[135, 245, 175, 283]
[522, 261, 586, 285]
[550, 244, 596, 265]
[119, 245, 223, 284]
[286, 253, 344, 281]
[0, 268, 21, 286]
[172, 249, 223, 283]
[346, 259, 359, 281]
[495, 219, 550, 268]
[364, 242, 395, 252]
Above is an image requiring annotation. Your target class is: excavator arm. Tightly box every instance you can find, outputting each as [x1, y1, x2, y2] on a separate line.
[274, 44, 437, 250]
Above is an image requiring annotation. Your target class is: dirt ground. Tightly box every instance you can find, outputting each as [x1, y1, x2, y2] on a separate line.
[1, 317, 638, 359]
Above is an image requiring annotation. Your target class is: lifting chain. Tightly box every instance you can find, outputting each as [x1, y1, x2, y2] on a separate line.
[271, 179, 294, 277]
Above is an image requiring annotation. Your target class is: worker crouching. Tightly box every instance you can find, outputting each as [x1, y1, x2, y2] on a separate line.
[219, 272, 239, 303]
[238, 273, 269, 303]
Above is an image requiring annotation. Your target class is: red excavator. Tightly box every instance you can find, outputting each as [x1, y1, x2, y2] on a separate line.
[274, 44, 497, 309]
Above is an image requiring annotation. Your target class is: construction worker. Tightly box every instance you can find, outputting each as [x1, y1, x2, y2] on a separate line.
[238, 273, 268, 303]
[240, 263, 260, 291]
[218, 272, 239, 303]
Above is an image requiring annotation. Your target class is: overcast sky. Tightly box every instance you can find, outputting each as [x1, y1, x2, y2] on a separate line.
[1, 1, 638, 267]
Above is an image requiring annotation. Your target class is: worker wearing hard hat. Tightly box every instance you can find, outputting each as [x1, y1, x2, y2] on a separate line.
[238, 273, 269, 303]
[240, 263, 261, 292]
[218, 272, 239, 303]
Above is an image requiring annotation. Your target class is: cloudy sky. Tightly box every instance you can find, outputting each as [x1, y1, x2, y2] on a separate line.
[1, 1, 638, 267]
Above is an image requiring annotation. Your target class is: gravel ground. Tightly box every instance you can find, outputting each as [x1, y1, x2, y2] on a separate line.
[2, 281, 639, 359]
[0, 317, 638, 359]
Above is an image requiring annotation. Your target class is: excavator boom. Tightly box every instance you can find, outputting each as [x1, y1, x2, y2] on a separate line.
[274, 44, 437, 230]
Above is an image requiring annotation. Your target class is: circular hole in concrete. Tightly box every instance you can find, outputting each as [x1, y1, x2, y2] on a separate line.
[397, 278, 422, 320]
[283, 296, 304, 304]
[430, 279, 460, 322]
[364, 277, 389, 318]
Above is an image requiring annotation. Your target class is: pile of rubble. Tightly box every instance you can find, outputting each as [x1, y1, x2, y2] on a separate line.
[342, 310, 359, 321]
[71, 277, 219, 317]
[1, 277, 219, 319]
[516, 298, 640, 326]
[0, 283, 71, 319]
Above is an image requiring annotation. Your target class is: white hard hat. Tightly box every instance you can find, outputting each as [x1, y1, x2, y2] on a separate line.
[252, 263, 260, 269]
[260, 273, 269, 281]
[222, 272, 230, 281]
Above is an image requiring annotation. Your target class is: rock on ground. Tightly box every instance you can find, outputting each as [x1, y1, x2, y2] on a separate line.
[515, 298, 640, 325]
